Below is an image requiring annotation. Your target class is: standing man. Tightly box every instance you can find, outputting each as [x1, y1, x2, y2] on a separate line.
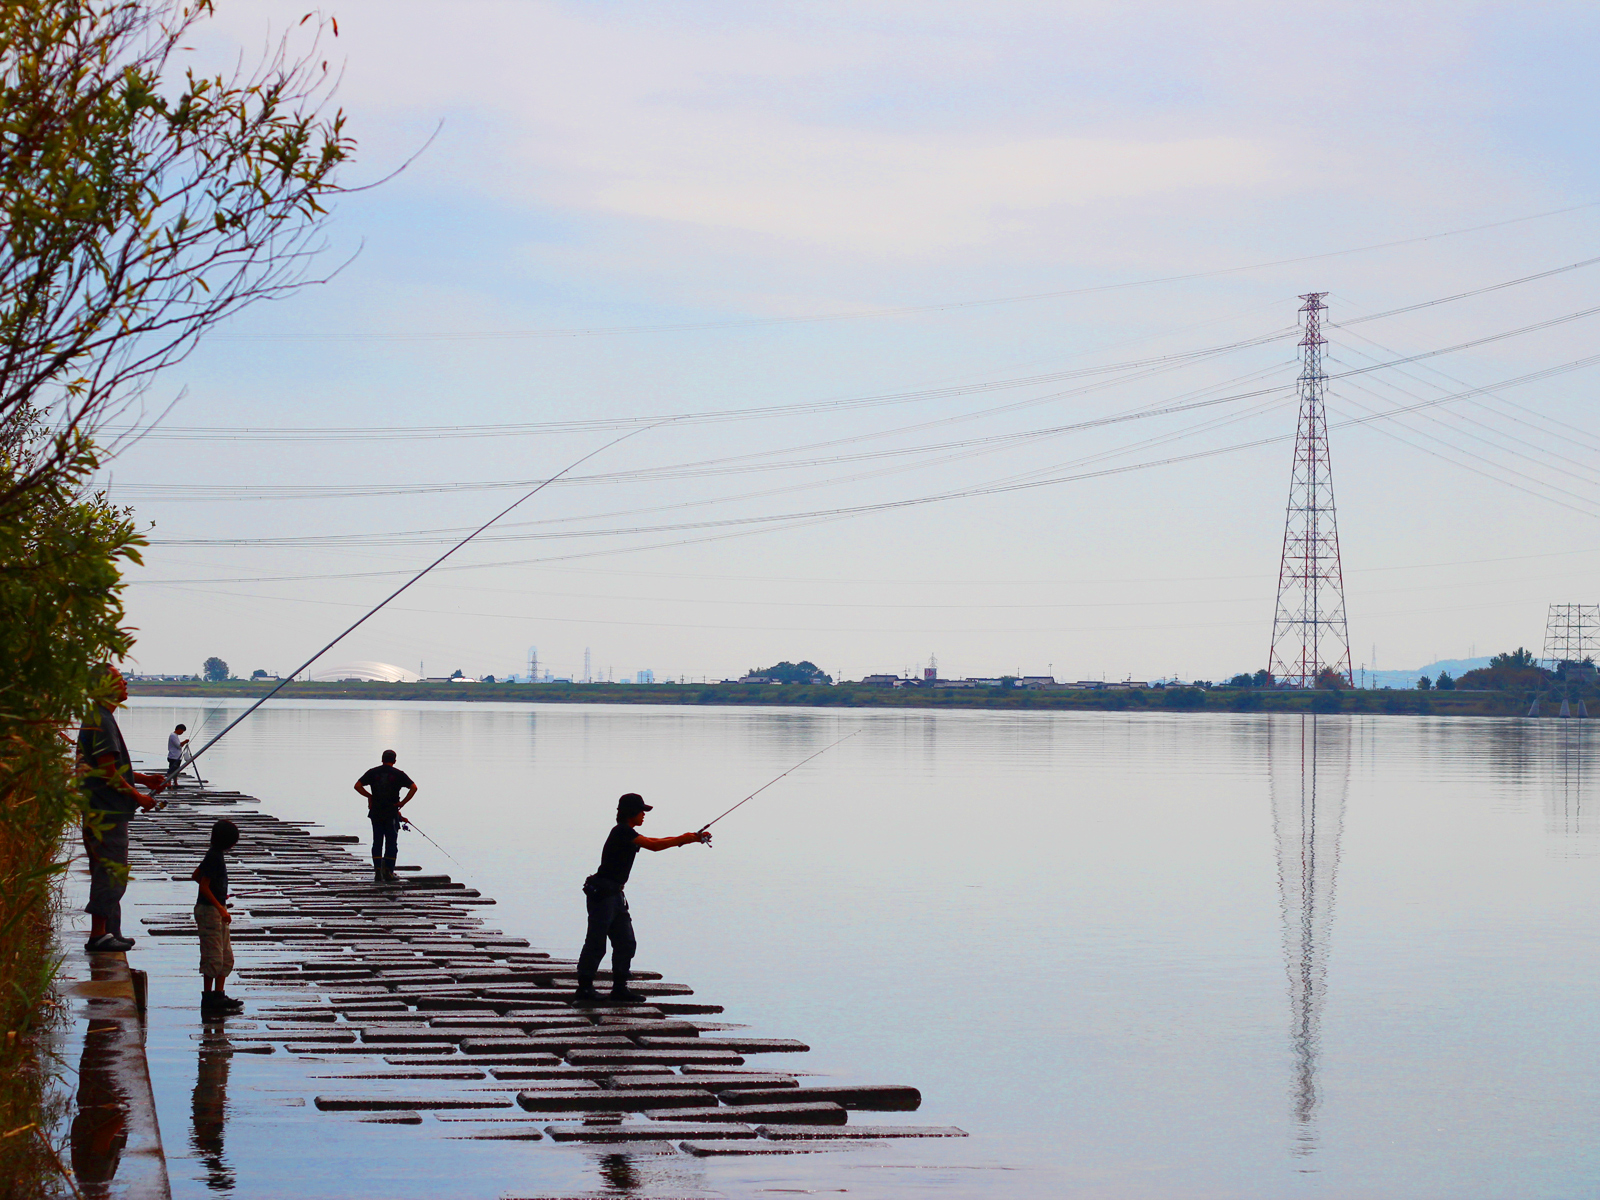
[354, 749, 417, 883]
[166, 723, 189, 787]
[575, 793, 708, 1004]
[78, 664, 167, 953]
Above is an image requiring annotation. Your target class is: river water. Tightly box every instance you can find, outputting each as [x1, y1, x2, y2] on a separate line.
[119, 698, 1600, 1198]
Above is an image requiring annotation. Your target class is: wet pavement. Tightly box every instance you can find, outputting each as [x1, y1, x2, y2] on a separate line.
[110, 786, 964, 1198]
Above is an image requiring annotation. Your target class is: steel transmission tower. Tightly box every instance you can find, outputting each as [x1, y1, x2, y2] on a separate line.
[1269, 293, 1353, 688]
[1541, 604, 1600, 669]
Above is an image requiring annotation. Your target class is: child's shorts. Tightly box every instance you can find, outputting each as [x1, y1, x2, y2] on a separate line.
[194, 903, 234, 977]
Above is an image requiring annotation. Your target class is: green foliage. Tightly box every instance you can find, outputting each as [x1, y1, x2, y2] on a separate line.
[1435, 670, 1455, 690]
[745, 660, 832, 685]
[1227, 669, 1271, 687]
[250, 668, 269, 680]
[1163, 687, 1205, 708]
[0, 0, 354, 511]
[1417, 675, 1432, 691]
[1315, 667, 1347, 689]
[0, 415, 142, 1193]
[1311, 689, 1342, 713]
[203, 655, 228, 682]
[1231, 690, 1264, 711]
[1490, 647, 1537, 669]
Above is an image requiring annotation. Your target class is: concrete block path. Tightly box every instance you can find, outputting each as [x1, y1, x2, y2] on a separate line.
[92, 787, 965, 1198]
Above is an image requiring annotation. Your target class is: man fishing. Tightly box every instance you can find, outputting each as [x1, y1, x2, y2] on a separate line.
[79, 664, 168, 953]
[575, 793, 709, 1004]
[354, 750, 417, 883]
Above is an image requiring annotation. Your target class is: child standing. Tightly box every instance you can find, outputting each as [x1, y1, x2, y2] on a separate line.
[192, 819, 244, 1015]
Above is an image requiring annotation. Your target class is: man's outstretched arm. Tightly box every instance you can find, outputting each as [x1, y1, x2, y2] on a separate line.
[635, 831, 710, 851]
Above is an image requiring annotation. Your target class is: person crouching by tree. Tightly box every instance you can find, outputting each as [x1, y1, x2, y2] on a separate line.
[354, 750, 417, 883]
[193, 819, 244, 1015]
[78, 663, 167, 953]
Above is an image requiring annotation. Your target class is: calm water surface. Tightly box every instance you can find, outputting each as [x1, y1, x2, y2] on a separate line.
[121, 699, 1600, 1198]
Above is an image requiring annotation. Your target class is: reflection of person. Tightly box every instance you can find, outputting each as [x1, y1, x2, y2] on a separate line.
[165, 723, 189, 786]
[575, 793, 709, 1004]
[78, 664, 166, 953]
[191, 1047, 234, 1191]
[193, 819, 243, 1014]
[70, 1018, 128, 1187]
[354, 750, 417, 883]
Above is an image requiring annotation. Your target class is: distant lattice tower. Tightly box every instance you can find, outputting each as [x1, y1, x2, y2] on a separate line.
[1268, 293, 1354, 688]
[1541, 604, 1600, 669]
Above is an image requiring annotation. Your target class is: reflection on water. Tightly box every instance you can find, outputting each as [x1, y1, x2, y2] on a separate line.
[1270, 715, 1349, 1161]
[1545, 723, 1594, 848]
[191, 1036, 234, 1192]
[597, 1150, 642, 1191]
[70, 1018, 129, 1194]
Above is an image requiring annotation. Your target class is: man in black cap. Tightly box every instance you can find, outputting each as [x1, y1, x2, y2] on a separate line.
[575, 793, 709, 1004]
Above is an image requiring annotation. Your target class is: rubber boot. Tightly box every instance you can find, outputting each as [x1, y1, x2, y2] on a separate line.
[372, 856, 384, 883]
[382, 856, 398, 882]
[573, 970, 602, 1004]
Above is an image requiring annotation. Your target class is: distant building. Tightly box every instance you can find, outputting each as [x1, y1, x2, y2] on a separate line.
[311, 661, 422, 683]
[930, 679, 976, 689]
[1016, 676, 1057, 690]
[636, 669, 655, 684]
[858, 674, 904, 687]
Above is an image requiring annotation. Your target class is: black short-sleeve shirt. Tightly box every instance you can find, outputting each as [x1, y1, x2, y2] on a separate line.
[78, 704, 136, 818]
[358, 765, 416, 818]
[195, 847, 228, 904]
[594, 821, 642, 886]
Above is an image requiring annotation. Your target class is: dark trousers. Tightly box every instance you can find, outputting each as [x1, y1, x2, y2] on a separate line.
[577, 888, 635, 989]
[166, 757, 182, 784]
[84, 818, 131, 935]
[370, 814, 400, 860]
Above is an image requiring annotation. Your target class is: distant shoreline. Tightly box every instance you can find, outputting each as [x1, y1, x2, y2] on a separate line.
[126, 679, 1559, 718]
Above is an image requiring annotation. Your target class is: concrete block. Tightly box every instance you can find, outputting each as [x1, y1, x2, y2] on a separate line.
[566, 1049, 745, 1067]
[755, 1124, 968, 1139]
[488, 1067, 671, 1082]
[313, 1094, 515, 1111]
[662, 1075, 798, 1093]
[720, 1085, 921, 1111]
[515, 1088, 713, 1112]
[646, 1103, 844, 1125]
[542, 1123, 756, 1142]
[679, 1139, 885, 1156]
[635, 1037, 808, 1054]
[443, 1126, 545, 1141]
[309, 1070, 489, 1080]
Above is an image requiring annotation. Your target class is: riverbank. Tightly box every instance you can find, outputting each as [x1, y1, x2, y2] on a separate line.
[129, 679, 1573, 718]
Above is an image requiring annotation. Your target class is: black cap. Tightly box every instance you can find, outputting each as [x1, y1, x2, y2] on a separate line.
[617, 792, 652, 814]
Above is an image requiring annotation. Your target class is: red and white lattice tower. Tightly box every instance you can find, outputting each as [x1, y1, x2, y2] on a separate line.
[1268, 293, 1353, 688]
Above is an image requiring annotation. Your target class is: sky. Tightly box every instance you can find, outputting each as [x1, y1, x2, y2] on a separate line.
[105, 0, 1600, 683]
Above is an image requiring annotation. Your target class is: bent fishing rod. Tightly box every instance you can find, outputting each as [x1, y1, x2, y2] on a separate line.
[186, 423, 665, 765]
[399, 813, 462, 867]
[696, 727, 863, 844]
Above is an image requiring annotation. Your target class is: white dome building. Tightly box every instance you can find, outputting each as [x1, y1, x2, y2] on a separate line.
[310, 661, 422, 683]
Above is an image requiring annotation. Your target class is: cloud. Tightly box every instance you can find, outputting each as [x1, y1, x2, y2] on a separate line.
[570, 125, 1277, 254]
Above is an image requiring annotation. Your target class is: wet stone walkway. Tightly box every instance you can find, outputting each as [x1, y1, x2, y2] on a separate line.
[127, 788, 961, 1196]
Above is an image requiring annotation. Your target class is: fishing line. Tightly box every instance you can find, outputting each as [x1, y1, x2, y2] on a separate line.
[185, 423, 667, 765]
[697, 728, 863, 843]
[398, 814, 462, 867]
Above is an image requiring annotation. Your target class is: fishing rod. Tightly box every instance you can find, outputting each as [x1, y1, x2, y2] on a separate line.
[696, 728, 863, 843]
[399, 812, 462, 867]
[185, 423, 665, 765]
